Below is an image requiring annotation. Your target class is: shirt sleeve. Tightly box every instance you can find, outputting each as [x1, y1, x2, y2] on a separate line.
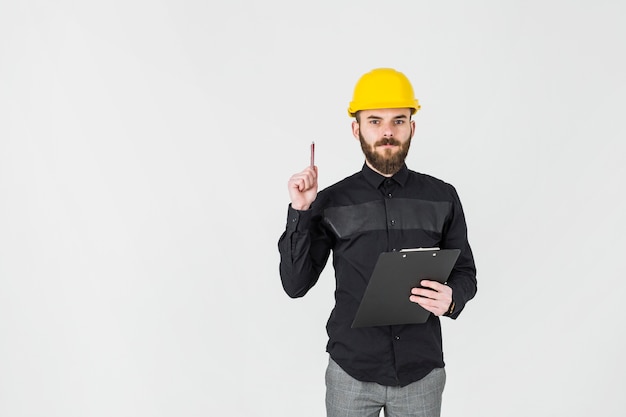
[277, 204, 332, 298]
[441, 185, 477, 319]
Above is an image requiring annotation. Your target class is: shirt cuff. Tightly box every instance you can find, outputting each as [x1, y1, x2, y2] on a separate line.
[286, 204, 313, 232]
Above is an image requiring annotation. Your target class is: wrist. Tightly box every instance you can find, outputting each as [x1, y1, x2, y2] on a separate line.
[291, 203, 310, 211]
[446, 299, 455, 316]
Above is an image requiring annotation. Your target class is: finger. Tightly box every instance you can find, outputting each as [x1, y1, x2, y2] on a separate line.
[420, 280, 443, 291]
[420, 281, 452, 300]
[289, 173, 313, 191]
[302, 165, 317, 178]
[301, 173, 315, 190]
[288, 177, 304, 191]
[303, 167, 318, 185]
[297, 178, 307, 192]
[411, 287, 451, 310]
[411, 295, 436, 307]
[411, 295, 446, 316]
[411, 295, 440, 312]
[296, 167, 316, 182]
[410, 287, 437, 299]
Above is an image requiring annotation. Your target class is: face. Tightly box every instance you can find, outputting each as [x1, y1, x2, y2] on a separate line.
[352, 108, 415, 176]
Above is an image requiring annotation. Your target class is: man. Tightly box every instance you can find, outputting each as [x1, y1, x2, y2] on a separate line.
[278, 68, 477, 417]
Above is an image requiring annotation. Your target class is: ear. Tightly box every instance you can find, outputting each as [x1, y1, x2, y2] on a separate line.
[351, 120, 360, 140]
[410, 120, 416, 138]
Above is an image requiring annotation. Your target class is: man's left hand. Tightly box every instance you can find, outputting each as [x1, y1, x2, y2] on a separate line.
[409, 280, 452, 317]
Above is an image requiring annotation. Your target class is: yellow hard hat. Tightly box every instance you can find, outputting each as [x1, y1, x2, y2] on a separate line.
[347, 68, 421, 117]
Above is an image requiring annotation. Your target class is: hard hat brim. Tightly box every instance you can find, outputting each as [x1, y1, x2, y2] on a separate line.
[347, 101, 421, 118]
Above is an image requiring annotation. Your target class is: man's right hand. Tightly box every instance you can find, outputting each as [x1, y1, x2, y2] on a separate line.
[287, 166, 318, 211]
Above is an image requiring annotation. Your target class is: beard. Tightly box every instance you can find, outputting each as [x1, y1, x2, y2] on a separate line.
[359, 132, 411, 175]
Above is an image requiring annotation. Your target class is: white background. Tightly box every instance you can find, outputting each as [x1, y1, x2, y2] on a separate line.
[1, 1, 625, 416]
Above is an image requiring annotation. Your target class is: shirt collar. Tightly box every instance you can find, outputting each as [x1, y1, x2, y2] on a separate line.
[361, 162, 410, 189]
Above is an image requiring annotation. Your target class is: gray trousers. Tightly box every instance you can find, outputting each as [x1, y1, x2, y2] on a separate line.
[325, 357, 446, 417]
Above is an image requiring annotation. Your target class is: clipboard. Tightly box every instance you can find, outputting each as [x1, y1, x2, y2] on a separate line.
[351, 248, 461, 328]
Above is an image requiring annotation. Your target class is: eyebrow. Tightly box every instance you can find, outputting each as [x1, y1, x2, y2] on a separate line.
[365, 114, 409, 120]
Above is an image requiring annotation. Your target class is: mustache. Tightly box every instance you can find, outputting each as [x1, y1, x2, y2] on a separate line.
[374, 137, 402, 147]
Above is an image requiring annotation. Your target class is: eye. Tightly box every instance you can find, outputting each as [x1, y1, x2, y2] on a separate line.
[394, 120, 405, 125]
[369, 119, 380, 125]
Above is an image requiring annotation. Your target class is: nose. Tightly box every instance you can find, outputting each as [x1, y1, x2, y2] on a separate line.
[382, 122, 394, 138]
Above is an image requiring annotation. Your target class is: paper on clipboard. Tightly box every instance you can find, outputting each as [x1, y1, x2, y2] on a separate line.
[351, 248, 461, 328]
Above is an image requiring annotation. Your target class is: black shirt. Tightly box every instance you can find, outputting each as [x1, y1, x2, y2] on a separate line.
[278, 163, 477, 387]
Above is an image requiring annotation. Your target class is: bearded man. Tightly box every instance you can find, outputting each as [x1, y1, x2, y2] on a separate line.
[278, 68, 477, 417]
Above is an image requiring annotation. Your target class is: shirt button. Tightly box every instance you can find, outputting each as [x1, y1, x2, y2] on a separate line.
[387, 193, 392, 198]
[395, 336, 400, 340]
[390, 220, 396, 226]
